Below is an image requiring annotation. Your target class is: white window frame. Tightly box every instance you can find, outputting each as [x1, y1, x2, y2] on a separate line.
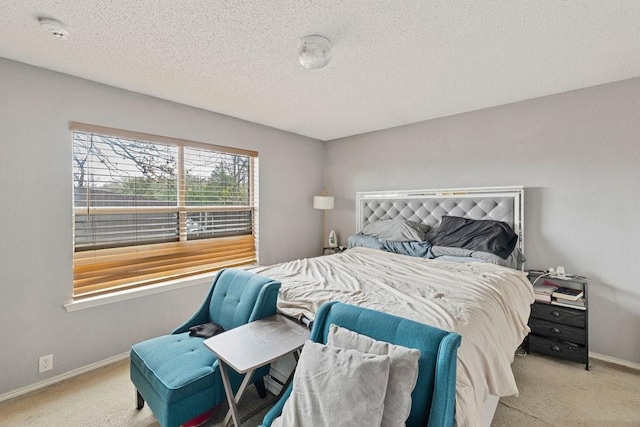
[69, 122, 259, 302]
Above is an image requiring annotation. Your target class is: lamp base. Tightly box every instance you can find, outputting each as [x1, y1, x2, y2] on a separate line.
[328, 230, 337, 248]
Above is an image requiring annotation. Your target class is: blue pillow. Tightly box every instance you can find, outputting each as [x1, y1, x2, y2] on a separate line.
[381, 240, 432, 258]
[347, 234, 385, 250]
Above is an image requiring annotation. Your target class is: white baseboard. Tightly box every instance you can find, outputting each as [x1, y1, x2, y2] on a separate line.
[0, 352, 129, 404]
[590, 351, 640, 371]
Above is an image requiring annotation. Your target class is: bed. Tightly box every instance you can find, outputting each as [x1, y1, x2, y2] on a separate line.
[251, 186, 534, 427]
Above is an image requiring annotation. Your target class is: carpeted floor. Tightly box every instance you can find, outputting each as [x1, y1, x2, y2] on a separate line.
[1, 353, 639, 426]
[493, 353, 640, 426]
[0, 358, 273, 427]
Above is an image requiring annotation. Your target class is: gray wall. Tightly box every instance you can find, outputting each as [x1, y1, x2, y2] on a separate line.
[1, 55, 638, 399]
[0, 58, 325, 396]
[325, 78, 640, 365]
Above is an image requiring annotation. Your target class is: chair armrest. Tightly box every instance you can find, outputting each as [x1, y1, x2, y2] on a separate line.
[171, 271, 223, 334]
[172, 269, 281, 334]
[248, 280, 281, 322]
[172, 310, 211, 335]
[427, 331, 461, 427]
[261, 383, 293, 426]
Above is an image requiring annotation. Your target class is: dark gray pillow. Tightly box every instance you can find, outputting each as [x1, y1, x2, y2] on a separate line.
[430, 216, 517, 259]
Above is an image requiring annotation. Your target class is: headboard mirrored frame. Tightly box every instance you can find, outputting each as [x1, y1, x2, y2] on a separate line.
[356, 186, 524, 252]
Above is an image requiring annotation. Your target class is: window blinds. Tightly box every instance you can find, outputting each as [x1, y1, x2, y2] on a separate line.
[71, 123, 258, 297]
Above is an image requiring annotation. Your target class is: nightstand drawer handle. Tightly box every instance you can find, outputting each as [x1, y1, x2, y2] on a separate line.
[551, 311, 561, 317]
[551, 327, 561, 334]
[551, 345, 561, 352]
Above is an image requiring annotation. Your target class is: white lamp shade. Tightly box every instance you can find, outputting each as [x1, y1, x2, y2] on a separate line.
[313, 195, 334, 210]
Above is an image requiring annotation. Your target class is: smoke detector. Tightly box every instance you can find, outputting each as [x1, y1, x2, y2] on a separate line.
[298, 35, 332, 69]
[38, 17, 69, 40]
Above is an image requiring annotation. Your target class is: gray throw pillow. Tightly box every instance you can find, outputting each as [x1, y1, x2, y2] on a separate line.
[430, 246, 474, 258]
[271, 340, 391, 427]
[431, 245, 526, 269]
[361, 219, 430, 242]
[471, 247, 526, 269]
[327, 325, 421, 427]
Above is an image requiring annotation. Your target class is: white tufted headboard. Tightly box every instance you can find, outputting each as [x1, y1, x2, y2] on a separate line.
[356, 186, 524, 251]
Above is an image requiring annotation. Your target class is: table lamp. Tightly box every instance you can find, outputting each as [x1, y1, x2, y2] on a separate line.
[313, 194, 335, 247]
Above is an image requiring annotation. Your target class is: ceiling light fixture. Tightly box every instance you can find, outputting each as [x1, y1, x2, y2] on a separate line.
[298, 35, 332, 69]
[38, 17, 69, 40]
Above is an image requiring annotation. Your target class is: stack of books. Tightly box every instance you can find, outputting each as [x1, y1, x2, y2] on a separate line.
[532, 279, 558, 302]
[552, 286, 585, 309]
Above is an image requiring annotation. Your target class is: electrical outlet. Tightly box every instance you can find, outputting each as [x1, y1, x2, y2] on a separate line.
[39, 354, 53, 373]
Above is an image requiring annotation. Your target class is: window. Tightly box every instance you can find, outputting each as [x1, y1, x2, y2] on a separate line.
[71, 123, 258, 298]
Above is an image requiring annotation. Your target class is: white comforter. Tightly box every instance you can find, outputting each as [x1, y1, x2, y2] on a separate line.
[251, 247, 534, 427]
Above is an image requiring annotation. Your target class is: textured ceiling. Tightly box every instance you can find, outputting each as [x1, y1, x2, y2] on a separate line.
[2, 1, 640, 141]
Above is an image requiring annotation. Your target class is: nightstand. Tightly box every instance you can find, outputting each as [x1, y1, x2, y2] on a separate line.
[322, 246, 347, 255]
[527, 271, 589, 370]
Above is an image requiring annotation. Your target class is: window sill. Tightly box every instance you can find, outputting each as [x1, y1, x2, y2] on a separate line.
[64, 270, 234, 312]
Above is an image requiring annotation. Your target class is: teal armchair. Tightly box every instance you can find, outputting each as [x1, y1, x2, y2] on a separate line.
[130, 268, 281, 427]
[261, 302, 461, 427]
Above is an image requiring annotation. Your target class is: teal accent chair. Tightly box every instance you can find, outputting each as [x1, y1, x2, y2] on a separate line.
[130, 269, 281, 427]
[260, 302, 461, 427]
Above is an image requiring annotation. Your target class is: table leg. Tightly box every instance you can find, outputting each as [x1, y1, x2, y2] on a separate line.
[275, 349, 301, 399]
[219, 360, 242, 427]
[221, 365, 256, 427]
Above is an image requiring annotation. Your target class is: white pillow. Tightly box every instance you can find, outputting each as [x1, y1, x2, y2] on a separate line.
[271, 340, 391, 427]
[327, 324, 421, 427]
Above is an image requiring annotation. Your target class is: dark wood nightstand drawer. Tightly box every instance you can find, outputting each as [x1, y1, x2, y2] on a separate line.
[530, 302, 585, 328]
[528, 335, 587, 364]
[529, 317, 586, 345]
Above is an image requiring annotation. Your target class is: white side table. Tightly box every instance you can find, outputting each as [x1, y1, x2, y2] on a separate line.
[204, 314, 309, 427]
